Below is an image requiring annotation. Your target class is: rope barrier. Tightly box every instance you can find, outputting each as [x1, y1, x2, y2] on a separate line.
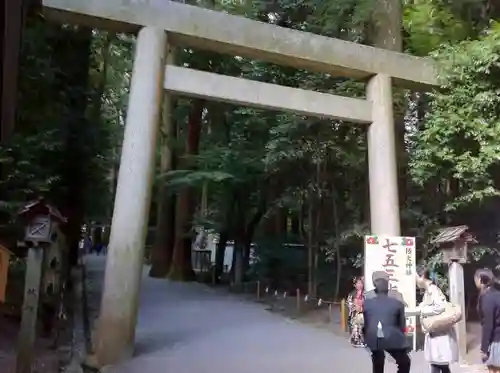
[262, 284, 339, 305]
[256, 281, 348, 332]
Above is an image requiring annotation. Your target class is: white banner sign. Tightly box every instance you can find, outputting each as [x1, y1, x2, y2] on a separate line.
[364, 235, 417, 347]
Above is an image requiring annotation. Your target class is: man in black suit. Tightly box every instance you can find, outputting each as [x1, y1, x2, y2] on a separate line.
[365, 271, 407, 306]
[363, 277, 411, 373]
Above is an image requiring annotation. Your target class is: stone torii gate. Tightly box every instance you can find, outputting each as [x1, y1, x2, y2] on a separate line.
[42, 0, 437, 366]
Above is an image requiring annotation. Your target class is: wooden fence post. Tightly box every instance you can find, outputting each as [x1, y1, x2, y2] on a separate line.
[340, 298, 347, 332]
[16, 243, 44, 373]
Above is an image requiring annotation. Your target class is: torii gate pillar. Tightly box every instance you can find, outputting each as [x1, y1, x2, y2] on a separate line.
[366, 74, 401, 236]
[94, 27, 167, 366]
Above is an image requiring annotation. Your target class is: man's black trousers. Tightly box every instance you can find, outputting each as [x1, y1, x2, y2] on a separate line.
[371, 349, 411, 373]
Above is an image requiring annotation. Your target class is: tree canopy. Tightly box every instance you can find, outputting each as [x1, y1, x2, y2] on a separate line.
[6, 0, 500, 297]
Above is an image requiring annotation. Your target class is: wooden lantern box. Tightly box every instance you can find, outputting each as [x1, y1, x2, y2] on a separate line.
[431, 225, 477, 264]
[18, 198, 66, 244]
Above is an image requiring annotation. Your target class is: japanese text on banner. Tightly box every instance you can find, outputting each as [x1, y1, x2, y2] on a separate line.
[382, 238, 399, 291]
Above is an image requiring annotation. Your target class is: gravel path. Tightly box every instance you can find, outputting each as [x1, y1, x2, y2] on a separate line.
[84, 255, 485, 373]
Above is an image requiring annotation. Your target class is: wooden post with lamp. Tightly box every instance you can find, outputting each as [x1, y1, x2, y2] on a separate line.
[15, 198, 66, 373]
[431, 225, 476, 362]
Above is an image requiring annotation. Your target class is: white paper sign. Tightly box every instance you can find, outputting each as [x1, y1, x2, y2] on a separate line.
[364, 235, 416, 349]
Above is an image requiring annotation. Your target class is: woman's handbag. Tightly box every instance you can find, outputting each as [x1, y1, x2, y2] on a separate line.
[421, 302, 462, 333]
[353, 312, 364, 326]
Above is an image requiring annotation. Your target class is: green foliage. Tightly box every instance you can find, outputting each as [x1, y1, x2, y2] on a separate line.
[169, 0, 488, 289]
[403, 0, 470, 55]
[249, 237, 307, 284]
[12, 0, 500, 292]
[410, 24, 500, 210]
[164, 169, 236, 189]
[0, 16, 132, 237]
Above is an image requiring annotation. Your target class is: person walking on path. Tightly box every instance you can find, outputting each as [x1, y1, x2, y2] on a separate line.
[363, 276, 411, 373]
[475, 268, 500, 373]
[416, 265, 458, 373]
[347, 277, 366, 347]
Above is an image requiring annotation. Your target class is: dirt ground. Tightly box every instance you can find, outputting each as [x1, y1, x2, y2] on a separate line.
[244, 288, 484, 363]
[0, 313, 62, 373]
[0, 260, 76, 373]
[0, 280, 73, 373]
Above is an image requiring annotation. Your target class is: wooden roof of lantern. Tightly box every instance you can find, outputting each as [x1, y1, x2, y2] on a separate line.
[430, 225, 478, 245]
[18, 197, 67, 224]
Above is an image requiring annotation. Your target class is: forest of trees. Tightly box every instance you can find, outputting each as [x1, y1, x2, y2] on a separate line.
[5, 0, 500, 301]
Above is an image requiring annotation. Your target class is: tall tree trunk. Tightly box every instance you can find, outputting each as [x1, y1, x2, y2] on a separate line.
[1, 0, 28, 143]
[370, 0, 402, 51]
[150, 47, 177, 277]
[231, 191, 267, 287]
[262, 211, 277, 235]
[313, 196, 320, 297]
[307, 201, 315, 297]
[201, 182, 208, 214]
[370, 0, 406, 216]
[332, 190, 342, 300]
[108, 113, 120, 217]
[231, 194, 245, 287]
[363, 128, 371, 225]
[92, 33, 111, 229]
[210, 104, 232, 283]
[233, 238, 245, 288]
[149, 95, 177, 277]
[92, 223, 103, 247]
[91, 32, 112, 124]
[291, 213, 299, 235]
[168, 99, 204, 281]
[242, 201, 267, 275]
[214, 229, 229, 282]
[308, 158, 322, 297]
[91, 32, 112, 224]
[57, 26, 93, 270]
[276, 208, 287, 235]
[299, 202, 306, 240]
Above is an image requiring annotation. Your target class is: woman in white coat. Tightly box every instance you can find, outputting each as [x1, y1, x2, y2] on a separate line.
[416, 265, 458, 373]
